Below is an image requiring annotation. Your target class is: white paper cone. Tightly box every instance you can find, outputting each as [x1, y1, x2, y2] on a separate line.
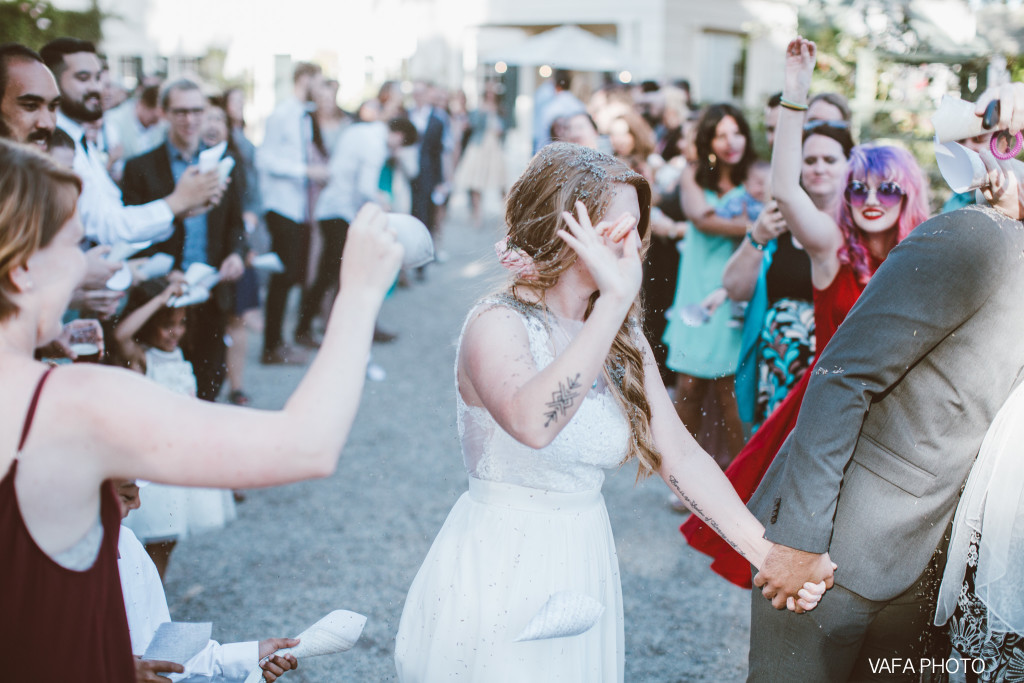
[105, 263, 133, 291]
[168, 285, 210, 308]
[106, 240, 152, 262]
[935, 139, 988, 194]
[136, 253, 174, 280]
[932, 95, 987, 144]
[198, 142, 228, 172]
[387, 213, 434, 268]
[242, 610, 367, 683]
[513, 591, 604, 642]
[934, 139, 1024, 196]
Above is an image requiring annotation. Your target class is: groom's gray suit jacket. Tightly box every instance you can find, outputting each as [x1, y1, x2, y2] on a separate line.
[750, 205, 1024, 602]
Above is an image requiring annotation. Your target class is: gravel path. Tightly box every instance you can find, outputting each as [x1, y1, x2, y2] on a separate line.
[162, 201, 752, 682]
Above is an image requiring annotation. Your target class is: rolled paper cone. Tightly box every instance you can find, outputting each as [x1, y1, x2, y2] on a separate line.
[242, 610, 367, 683]
[105, 263, 133, 291]
[168, 285, 210, 308]
[935, 139, 988, 194]
[513, 591, 604, 643]
[932, 95, 987, 144]
[935, 138, 1024, 198]
[137, 253, 174, 280]
[387, 213, 434, 268]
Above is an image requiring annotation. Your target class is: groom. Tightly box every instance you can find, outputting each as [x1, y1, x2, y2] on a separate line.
[746, 84, 1024, 681]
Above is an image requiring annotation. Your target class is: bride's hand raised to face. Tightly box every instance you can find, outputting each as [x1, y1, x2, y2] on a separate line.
[558, 201, 642, 309]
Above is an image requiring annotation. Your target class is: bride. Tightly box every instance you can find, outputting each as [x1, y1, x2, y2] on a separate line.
[394, 142, 831, 682]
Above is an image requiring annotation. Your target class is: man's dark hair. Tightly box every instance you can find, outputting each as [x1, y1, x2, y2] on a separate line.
[40, 37, 97, 80]
[0, 43, 44, 103]
[640, 80, 660, 94]
[553, 69, 571, 91]
[139, 84, 160, 109]
[388, 117, 419, 147]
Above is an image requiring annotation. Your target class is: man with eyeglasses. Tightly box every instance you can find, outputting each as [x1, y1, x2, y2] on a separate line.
[40, 37, 221, 246]
[121, 79, 247, 402]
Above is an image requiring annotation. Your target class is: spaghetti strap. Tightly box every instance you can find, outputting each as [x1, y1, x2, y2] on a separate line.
[17, 367, 54, 454]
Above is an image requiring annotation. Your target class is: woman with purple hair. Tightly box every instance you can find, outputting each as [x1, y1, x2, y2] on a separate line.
[682, 36, 931, 588]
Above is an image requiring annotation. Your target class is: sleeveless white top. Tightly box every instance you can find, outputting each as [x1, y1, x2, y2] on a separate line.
[455, 298, 631, 494]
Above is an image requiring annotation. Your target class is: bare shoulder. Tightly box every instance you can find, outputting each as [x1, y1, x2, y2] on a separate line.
[460, 301, 533, 364]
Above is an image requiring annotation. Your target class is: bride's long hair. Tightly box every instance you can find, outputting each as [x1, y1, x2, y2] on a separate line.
[503, 142, 661, 477]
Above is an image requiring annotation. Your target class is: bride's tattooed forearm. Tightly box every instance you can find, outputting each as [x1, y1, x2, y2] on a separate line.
[543, 374, 582, 427]
[669, 475, 748, 561]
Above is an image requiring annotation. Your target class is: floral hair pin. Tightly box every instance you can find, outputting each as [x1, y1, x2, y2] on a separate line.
[494, 237, 539, 280]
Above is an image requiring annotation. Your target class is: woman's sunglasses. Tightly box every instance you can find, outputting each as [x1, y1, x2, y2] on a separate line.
[844, 180, 905, 209]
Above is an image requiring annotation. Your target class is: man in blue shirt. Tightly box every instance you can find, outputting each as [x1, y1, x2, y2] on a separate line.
[122, 79, 246, 401]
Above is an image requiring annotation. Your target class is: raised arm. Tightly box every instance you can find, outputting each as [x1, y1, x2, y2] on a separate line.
[771, 38, 842, 285]
[679, 165, 748, 238]
[47, 204, 403, 490]
[113, 281, 182, 371]
[461, 206, 639, 449]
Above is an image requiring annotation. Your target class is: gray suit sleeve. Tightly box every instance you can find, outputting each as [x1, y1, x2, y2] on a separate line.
[765, 208, 1013, 552]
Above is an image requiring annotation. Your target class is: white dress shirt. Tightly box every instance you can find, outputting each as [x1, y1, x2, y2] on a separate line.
[57, 112, 175, 245]
[255, 97, 312, 223]
[315, 121, 388, 222]
[118, 526, 258, 682]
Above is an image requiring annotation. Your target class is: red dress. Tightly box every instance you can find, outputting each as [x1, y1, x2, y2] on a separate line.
[0, 368, 136, 681]
[680, 263, 870, 588]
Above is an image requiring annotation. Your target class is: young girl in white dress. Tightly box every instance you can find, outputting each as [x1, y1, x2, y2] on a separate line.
[395, 142, 830, 682]
[115, 278, 235, 578]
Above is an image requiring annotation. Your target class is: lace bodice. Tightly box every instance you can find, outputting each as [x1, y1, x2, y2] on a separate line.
[455, 298, 631, 493]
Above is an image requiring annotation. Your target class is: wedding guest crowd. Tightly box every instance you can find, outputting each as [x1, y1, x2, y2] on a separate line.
[4, 26, 1024, 683]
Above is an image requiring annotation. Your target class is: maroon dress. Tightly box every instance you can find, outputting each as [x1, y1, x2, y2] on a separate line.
[681, 263, 873, 588]
[0, 368, 135, 681]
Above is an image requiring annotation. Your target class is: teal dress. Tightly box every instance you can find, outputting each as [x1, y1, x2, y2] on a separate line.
[663, 188, 744, 379]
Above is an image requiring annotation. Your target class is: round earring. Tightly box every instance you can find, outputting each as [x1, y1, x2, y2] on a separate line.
[707, 153, 717, 167]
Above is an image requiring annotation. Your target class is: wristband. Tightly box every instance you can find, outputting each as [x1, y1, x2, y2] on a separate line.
[746, 230, 768, 251]
[779, 97, 808, 112]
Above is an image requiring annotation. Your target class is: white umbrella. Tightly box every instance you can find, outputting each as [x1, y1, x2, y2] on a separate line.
[481, 25, 637, 72]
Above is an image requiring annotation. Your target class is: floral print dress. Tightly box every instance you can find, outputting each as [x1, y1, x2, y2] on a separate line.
[949, 529, 1024, 682]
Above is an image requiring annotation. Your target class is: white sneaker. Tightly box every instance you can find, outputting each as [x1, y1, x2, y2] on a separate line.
[366, 362, 387, 382]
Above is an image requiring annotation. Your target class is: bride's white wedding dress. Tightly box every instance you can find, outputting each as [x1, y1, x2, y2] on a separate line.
[395, 298, 631, 682]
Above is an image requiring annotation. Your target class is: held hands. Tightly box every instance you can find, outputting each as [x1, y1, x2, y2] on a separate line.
[783, 37, 816, 100]
[558, 201, 642, 310]
[338, 204, 404, 298]
[754, 543, 836, 612]
[257, 637, 300, 682]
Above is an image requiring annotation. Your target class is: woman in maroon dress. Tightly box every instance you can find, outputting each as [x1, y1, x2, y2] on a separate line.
[0, 140, 401, 679]
[681, 37, 932, 587]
